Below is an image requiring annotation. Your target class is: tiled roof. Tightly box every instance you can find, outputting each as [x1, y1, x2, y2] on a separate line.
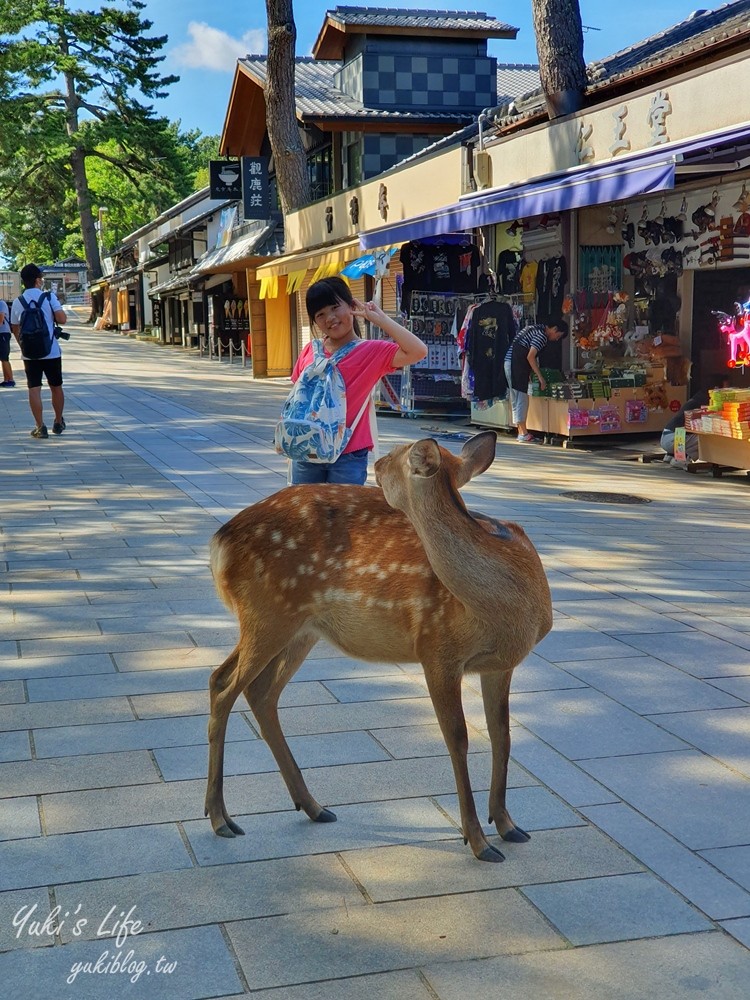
[241, 56, 536, 123]
[500, 0, 750, 121]
[323, 6, 516, 33]
[496, 63, 540, 104]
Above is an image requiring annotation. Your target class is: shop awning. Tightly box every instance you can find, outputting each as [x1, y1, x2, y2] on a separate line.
[148, 273, 193, 297]
[360, 121, 750, 249]
[255, 237, 362, 278]
[360, 157, 676, 249]
[191, 223, 274, 275]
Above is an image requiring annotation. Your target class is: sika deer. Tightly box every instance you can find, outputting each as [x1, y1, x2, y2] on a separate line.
[205, 431, 552, 862]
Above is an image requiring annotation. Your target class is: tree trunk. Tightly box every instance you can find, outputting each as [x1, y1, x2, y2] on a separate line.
[58, 22, 102, 280]
[531, 0, 587, 119]
[265, 0, 311, 215]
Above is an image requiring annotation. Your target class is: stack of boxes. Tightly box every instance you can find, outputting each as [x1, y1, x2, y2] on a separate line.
[687, 388, 750, 439]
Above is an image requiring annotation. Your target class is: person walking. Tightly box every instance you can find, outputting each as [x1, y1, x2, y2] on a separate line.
[503, 319, 568, 442]
[10, 263, 67, 439]
[0, 298, 15, 387]
[287, 276, 427, 485]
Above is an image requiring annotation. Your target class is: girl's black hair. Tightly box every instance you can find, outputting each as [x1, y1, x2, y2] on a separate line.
[306, 276, 361, 336]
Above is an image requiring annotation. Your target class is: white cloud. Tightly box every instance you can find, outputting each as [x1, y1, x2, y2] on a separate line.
[172, 21, 266, 72]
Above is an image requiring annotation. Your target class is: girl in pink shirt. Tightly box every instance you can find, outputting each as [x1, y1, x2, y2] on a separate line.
[290, 276, 427, 485]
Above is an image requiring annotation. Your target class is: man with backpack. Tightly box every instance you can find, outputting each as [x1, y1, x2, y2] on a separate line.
[10, 263, 67, 439]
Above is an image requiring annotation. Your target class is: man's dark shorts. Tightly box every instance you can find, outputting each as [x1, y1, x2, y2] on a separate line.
[0, 332, 10, 363]
[24, 357, 63, 389]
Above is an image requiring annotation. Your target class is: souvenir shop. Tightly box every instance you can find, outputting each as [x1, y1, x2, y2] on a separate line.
[467, 205, 689, 440]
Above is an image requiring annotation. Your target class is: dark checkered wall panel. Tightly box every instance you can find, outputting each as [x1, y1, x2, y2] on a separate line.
[362, 54, 496, 111]
[362, 134, 443, 178]
[335, 54, 364, 100]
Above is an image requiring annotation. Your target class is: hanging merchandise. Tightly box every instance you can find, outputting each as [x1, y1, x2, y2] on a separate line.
[535, 254, 568, 322]
[462, 298, 515, 403]
[399, 237, 481, 315]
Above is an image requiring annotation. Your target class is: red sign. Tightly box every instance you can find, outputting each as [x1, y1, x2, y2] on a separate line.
[669, 399, 681, 412]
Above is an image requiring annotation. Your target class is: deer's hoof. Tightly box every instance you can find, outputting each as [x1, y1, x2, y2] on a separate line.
[501, 826, 531, 843]
[312, 807, 337, 823]
[477, 844, 505, 863]
[214, 818, 245, 838]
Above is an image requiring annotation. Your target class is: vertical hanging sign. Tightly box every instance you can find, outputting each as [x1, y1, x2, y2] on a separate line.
[242, 156, 270, 220]
[209, 161, 242, 200]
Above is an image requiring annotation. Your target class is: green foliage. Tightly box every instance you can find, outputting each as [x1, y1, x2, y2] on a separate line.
[0, 1, 217, 275]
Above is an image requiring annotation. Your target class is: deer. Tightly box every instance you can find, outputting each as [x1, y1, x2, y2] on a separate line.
[204, 431, 553, 863]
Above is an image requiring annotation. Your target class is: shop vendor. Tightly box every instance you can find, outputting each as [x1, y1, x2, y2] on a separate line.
[504, 319, 569, 442]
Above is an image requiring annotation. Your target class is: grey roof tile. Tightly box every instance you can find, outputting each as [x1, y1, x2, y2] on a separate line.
[323, 6, 516, 33]
[498, 0, 750, 121]
[241, 56, 536, 123]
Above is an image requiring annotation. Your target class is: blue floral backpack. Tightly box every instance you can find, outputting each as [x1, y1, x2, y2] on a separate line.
[274, 338, 371, 463]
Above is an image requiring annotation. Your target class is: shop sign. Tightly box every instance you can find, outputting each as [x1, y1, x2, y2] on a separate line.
[241, 156, 270, 220]
[647, 90, 672, 146]
[209, 160, 242, 200]
[674, 426, 687, 461]
[669, 399, 682, 412]
[609, 106, 631, 157]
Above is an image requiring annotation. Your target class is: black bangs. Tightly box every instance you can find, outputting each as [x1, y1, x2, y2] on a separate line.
[306, 276, 353, 324]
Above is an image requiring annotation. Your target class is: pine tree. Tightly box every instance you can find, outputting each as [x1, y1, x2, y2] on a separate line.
[265, 0, 312, 215]
[531, 0, 588, 118]
[0, 0, 180, 279]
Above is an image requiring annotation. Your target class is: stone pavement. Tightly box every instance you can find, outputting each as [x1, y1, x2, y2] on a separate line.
[1, 313, 750, 999]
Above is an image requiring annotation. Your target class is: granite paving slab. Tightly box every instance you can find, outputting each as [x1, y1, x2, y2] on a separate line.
[26, 667, 214, 702]
[322, 674, 429, 703]
[0, 924, 242, 999]
[226, 887, 564, 990]
[583, 802, 750, 920]
[0, 888, 55, 952]
[580, 750, 750, 850]
[155, 729, 390, 781]
[0, 731, 31, 763]
[0, 653, 116, 682]
[32, 713, 252, 759]
[509, 688, 688, 759]
[0, 797, 41, 842]
[557, 655, 745, 713]
[533, 620, 645, 662]
[421, 932, 750, 1000]
[0, 750, 161, 798]
[369, 722, 490, 759]
[0, 696, 134, 732]
[0, 824, 192, 892]
[434, 784, 585, 836]
[113, 646, 231, 671]
[699, 844, 750, 893]
[616, 629, 750, 677]
[185, 797, 457, 866]
[341, 826, 640, 903]
[551, 598, 692, 635]
[53, 853, 365, 944]
[212, 970, 435, 1000]
[647, 706, 750, 777]
[131, 680, 336, 720]
[522, 872, 712, 945]
[722, 917, 750, 949]
[19, 630, 195, 659]
[0, 680, 25, 704]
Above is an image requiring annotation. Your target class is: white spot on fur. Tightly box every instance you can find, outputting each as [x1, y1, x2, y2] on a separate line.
[285, 538, 298, 550]
[271, 531, 282, 544]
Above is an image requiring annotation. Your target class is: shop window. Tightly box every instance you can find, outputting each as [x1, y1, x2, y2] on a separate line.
[307, 145, 333, 201]
[345, 139, 362, 188]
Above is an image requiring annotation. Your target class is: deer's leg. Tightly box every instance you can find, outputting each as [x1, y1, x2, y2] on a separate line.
[244, 634, 336, 823]
[481, 669, 530, 844]
[205, 646, 246, 837]
[423, 665, 504, 863]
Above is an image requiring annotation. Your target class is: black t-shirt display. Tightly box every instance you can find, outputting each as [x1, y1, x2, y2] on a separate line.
[536, 255, 567, 323]
[466, 300, 515, 402]
[496, 250, 522, 295]
[400, 241, 480, 313]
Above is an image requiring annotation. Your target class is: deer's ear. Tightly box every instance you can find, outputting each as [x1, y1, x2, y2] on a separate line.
[457, 432, 497, 485]
[409, 438, 442, 477]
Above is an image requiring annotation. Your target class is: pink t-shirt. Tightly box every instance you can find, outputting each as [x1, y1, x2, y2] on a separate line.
[292, 339, 399, 453]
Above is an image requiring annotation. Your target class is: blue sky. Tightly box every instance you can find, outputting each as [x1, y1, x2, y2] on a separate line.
[145, 1, 703, 136]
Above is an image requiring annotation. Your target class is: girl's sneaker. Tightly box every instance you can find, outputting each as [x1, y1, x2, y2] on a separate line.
[517, 432, 535, 443]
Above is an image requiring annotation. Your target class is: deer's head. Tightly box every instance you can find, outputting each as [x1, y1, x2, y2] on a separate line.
[375, 432, 497, 514]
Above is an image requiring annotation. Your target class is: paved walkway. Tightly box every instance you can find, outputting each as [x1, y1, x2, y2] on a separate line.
[1, 314, 750, 999]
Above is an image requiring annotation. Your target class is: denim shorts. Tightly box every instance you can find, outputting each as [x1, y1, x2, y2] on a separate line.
[290, 448, 369, 486]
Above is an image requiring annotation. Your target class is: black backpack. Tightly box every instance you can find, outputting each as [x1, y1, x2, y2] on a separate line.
[19, 292, 52, 359]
